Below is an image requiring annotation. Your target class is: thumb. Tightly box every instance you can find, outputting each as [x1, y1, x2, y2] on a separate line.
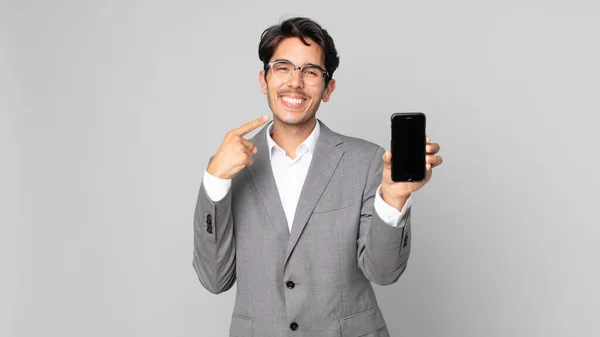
[382, 150, 392, 170]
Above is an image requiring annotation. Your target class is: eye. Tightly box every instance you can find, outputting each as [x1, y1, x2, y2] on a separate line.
[274, 63, 292, 72]
[303, 68, 320, 77]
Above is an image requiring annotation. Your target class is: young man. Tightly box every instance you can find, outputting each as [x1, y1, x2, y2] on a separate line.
[193, 17, 443, 337]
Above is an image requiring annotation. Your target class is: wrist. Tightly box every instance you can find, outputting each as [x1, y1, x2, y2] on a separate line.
[206, 161, 229, 180]
[381, 187, 410, 210]
[384, 196, 410, 211]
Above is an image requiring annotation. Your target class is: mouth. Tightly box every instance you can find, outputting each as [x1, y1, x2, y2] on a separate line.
[279, 94, 308, 110]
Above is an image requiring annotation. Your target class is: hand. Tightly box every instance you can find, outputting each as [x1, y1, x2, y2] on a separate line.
[381, 136, 443, 210]
[206, 116, 270, 179]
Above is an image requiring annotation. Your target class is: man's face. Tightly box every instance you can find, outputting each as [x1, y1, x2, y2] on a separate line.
[259, 37, 336, 126]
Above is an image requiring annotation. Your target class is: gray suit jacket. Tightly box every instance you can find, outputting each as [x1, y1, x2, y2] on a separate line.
[193, 121, 411, 337]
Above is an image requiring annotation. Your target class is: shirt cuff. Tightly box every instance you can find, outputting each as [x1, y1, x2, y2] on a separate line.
[373, 185, 412, 228]
[202, 170, 232, 202]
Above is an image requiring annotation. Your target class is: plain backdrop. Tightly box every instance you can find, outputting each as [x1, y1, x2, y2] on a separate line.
[2, 0, 599, 336]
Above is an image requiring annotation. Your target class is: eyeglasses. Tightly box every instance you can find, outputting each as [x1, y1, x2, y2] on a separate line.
[266, 60, 328, 86]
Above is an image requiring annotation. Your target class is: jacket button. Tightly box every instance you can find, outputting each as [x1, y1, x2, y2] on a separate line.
[286, 281, 295, 289]
[206, 214, 212, 225]
[290, 322, 298, 331]
[206, 224, 213, 234]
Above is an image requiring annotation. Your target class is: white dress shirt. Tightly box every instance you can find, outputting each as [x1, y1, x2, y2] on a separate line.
[203, 121, 411, 231]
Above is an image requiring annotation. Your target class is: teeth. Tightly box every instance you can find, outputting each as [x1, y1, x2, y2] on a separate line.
[282, 96, 304, 105]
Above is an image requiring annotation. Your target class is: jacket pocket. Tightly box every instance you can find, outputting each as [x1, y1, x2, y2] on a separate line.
[312, 201, 357, 214]
[340, 307, 386, 337]
[230, 314, 252, 337]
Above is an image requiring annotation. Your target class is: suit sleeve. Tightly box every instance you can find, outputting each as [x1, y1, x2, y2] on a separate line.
[356, 146, 412, 286]
[192, 179, 236, 294]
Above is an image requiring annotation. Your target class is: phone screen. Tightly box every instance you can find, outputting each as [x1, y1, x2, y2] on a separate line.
[391, 113, 426, 182]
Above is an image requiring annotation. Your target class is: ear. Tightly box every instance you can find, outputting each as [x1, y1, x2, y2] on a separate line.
[321, 78, 336, 102]
[259, 70, 268, 94]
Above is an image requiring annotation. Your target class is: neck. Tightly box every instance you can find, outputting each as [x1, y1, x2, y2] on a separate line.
[271, 118, 317, 159]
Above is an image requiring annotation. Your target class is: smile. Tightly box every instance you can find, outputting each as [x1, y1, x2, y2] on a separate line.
[282, 97, 305, 104]
[280, 95, 307, 108]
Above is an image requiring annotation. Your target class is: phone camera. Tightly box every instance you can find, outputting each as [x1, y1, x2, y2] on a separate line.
[406, 175, 412, 181]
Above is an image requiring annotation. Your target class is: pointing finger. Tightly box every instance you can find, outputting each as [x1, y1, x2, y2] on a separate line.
[233, 115, 270, 136]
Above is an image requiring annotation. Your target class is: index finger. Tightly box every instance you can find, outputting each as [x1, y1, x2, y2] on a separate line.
[233, 115, 270, 136]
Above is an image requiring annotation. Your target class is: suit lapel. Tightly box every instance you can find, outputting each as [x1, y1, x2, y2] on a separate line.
[285, 121, 344, 265]
[248, 126, 290, 244]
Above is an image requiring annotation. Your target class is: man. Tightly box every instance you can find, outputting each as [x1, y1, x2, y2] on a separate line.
[193, 17, 443, 337]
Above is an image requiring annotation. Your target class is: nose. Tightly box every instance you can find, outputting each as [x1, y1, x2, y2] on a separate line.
[287, 68, 304, 88]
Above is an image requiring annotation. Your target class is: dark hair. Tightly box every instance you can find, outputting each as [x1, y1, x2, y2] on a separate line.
[258, 17, 340, 86]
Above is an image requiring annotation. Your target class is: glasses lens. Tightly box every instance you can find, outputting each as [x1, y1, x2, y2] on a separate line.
[302, 66, 324, 85]
[271, 62, 293, 81]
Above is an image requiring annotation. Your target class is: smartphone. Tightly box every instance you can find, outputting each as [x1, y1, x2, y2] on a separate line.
[391, 112, 426, 182]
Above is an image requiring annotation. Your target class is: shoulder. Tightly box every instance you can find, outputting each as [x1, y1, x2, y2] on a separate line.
[340, 134, 383, 153]
[329, 128, 385, 159]
[328, 129, 385, 179]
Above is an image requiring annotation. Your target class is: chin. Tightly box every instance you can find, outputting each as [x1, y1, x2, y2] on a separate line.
[276, 112, 313, 126]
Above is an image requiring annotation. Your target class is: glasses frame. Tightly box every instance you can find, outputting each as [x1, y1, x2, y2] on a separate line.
[266, 60, 329, 86]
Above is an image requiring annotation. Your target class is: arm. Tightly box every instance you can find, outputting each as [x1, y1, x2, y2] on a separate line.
[192, 176, 236, 294]
[192, 116, 270, 294]
[357, 136, 443, 285]
[356, 147, 412, 286]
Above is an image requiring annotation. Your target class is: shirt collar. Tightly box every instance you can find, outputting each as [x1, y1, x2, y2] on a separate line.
[266, 120, 321, 160]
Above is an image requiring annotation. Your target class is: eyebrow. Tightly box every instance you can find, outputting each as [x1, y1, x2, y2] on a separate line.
[273, 59, 325, 70]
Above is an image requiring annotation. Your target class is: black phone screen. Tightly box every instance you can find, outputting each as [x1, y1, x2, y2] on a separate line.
[391, 113, 426, 182]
